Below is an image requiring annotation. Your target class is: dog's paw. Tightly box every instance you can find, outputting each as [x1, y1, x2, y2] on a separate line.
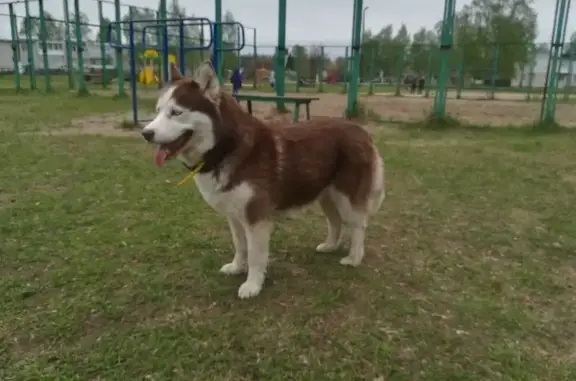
[316, 242, 339, 253]
[237, 281, 262, 299]
[339, 255, 361, 267]
[220, 261, 247, 275]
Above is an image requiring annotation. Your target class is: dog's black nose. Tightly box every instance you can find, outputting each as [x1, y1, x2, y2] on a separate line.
[141, 130, 155, 142]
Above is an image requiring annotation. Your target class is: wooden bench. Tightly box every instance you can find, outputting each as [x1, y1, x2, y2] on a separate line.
[234, 94, 320, 123]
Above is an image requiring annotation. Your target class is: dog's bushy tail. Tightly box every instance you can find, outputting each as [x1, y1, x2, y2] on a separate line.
[367, 150, 385, 215]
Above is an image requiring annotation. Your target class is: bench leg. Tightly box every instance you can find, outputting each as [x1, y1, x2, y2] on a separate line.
[306, 103, 311, 120]
[247, 100, 253, 115]
[293, 104, 300, 123]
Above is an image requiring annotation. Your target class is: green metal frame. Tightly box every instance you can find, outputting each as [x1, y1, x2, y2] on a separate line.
[8, 3, 21, 91]
[541, 0, 571, 123]
[24, 0, 36, 90]
[432, 0, 455, 118]
[63, 0, 74, 89]
[38, 0, 52, 92]
[98, 0, 108, 88]
[72, 0, 88, 95]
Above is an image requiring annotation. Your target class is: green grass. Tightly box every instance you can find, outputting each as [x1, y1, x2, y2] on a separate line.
[1, 92, 576, 380]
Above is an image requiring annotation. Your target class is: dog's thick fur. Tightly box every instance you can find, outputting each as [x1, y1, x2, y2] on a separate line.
[141, 62, 385, 299]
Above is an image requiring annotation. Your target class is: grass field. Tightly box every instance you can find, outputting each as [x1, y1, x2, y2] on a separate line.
[2, 92, 576, 380]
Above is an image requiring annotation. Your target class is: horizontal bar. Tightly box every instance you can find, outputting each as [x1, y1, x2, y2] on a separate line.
[0, 0, 38, 4]
[107, 18, 214, 49]
[0, 0, 39, 4]
[218, 21, 246, 51]
[142, 21, 213, 50]
[93, 0, 157, 14]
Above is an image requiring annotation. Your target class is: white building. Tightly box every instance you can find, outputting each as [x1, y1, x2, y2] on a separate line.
[512, 52, 576, 88]
[0, 38, 120, 73]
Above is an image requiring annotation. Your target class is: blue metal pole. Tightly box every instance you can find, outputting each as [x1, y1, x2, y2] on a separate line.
[178, 19, 185, 75]
[213, 0, 222, 81]
[159, 0, 169, 82]
[128, 21, 138, 124]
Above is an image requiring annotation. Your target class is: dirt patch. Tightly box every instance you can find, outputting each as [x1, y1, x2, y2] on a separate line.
[561, 174, 576, 185]
[240, 92, 347, 122]
[508, 208, 543, 234]
[0, 191, 16, 209]
[33, 113, 140, 137]
[289, 92, 576, 127]
[363, 95, 549, 126]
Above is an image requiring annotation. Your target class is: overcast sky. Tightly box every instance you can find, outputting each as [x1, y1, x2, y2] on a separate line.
[0, 0, 568, 46]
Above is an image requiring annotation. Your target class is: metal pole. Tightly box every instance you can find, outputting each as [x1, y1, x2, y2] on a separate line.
[128, 20, 138, 123]
[368, 47, 375, 95]
[361, 5, 368, 90]
[275, 0, 287, 110]
[158, 0, 168, 83]
[361, 6, 369, 38]
[342, 46, 349, 93]
[488, 44, 499, 100]
[425, 49, 433, 98]
[63, 0, 74, 89]
[114, 0, 126, 96]
[73, 0, 88, 95]
[252, 27, 257, 89]
[345, 0, 363, 117]
[213, 0, 223, 82]
[541, 0, 571, 123]
[38, 0, 52, 92]
[318, 46, 324, 93]
[432, 0, 456, 118]
[9, 3, 21, 91]
[199, 20, 204, 62]
[563, 52, 574, 101]
[24, 0, 36, 90]
[98, 0, 108, 88]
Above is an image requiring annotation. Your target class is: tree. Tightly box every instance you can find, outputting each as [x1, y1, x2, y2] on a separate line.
[19, 16, 40, 39]
[408, 27, 437, 76]
[19, 12, 64, 41]
[222, 10, 238, 46]
[69, 12, 93, 41]
[44, 13, 65, 40]
[96, 17, 112, 43]
[122, 7, 157, 46]
[452, 0, 537, 81]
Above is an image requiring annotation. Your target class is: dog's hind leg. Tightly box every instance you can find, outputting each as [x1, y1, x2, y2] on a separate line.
[325, 187, 368, 267]
[316, 192, 344, 253]
[220, 217, 248, 275]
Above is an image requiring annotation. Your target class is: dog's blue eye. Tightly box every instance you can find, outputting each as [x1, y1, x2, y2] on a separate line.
[170, 109, 182, 117]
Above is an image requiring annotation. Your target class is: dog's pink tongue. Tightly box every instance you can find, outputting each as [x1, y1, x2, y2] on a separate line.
[153, 148, 170, 167]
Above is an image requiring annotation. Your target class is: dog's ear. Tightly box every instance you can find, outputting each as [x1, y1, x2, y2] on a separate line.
[194, 60, 220, 100]
[169, 62, 183, 81]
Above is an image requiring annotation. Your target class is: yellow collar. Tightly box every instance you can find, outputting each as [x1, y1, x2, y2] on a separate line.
[177, 161, 204, 187]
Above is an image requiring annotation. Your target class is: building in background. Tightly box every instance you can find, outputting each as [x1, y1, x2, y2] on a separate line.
[512, 51, 576, 88]
[0, 38, 118, 73]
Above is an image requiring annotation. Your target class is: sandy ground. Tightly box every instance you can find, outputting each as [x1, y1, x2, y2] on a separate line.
[59, 90, 576, 137]
[242, 92, 576, 127]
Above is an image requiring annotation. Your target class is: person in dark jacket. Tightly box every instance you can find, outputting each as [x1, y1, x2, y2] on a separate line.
[417, 76, 426, 94]
[230, 67, 243, 95]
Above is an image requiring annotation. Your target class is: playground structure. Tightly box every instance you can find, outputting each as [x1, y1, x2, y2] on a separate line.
[138, 49, 160, 85]
[137, 49, 176, 85]
[0, 0, 573, 126]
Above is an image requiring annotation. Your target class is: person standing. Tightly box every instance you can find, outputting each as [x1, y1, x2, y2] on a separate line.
[230, 66, 243, 96]
[269, 69, 275, 89]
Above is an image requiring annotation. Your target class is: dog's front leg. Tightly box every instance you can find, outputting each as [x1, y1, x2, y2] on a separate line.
[237, 220, 273, 299]
[220, 217, 247, 275]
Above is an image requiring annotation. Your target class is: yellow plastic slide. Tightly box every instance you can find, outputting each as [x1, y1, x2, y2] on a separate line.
[138, 66, 159, 85]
